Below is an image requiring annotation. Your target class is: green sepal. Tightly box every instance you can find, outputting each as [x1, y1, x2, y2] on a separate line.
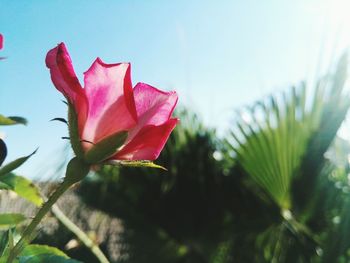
[84, 131, 128, 164]
[67, 103, 83, 159]
[108, 160, 167, 170]
[0, 150, 37, 177]
[64, 157, 90, 184]
[0, 115, 27, 126]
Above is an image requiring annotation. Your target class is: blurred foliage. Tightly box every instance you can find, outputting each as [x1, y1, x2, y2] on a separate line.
[78, 107, 281, 262]
[74, 54, 350, 263]
[79, 109, 231, 262]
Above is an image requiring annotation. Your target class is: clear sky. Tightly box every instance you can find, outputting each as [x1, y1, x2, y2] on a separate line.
[1, 0, 350, 179]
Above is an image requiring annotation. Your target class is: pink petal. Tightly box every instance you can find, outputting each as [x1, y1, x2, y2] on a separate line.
[46, 43, 83, 102]
[45, 43, 88, 134]
[0, 34, 3, 50]
[127, 83, 178, 140]
[82, 58, 137, 143]
[113, 118, 179, 160]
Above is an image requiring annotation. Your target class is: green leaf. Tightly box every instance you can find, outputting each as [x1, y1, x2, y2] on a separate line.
[19, 255, 82, 263]
[84, 131, 128, 164]
[0, 214, 26, 227]
[227, 85, 317, 208]
[0, 115, 27, 126]
[0, 149, 37, 177]
[0, 173, 43, 206]
[21, 245, 68, 258]
[227, 53, 350, 210]
[108, 160, 167, 170]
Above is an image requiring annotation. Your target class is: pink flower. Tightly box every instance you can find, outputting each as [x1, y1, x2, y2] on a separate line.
[0, 34, 3, 50]
[46, 43, 178, 163]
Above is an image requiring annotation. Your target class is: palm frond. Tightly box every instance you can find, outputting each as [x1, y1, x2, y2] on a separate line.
[227, 53, 350, 211]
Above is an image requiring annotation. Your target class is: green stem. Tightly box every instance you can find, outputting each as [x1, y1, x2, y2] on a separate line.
[6, 157, 90, 263]
[6, 180, 73, 263]
[51, 204, 110, 263]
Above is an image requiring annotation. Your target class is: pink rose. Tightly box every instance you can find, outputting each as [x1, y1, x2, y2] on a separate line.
[46, 43, 178, 163]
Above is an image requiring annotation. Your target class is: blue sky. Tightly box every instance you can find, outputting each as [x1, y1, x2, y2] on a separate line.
[0, 0, 349, 179]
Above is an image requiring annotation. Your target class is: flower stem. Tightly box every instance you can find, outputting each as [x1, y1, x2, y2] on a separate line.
[6, 157, 90, 263]
[51, 204, 110, 263]
[6, 179, 73, 263]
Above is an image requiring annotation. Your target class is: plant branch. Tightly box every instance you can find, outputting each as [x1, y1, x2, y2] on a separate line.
[6, 157, 90, 263]
[6, 179, 73, 263]
[51, 204, 110, 263]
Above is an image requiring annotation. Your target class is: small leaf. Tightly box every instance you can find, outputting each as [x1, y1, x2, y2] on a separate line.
[0, 149, 37, 176]
[0, 214, 26, 227]
[109, 160, 167, 170]
[19, 254, 82, 263]
[85, 131, 128, 164]
[21, 245, 68, 258]
[0, 173, 43, 206]
[0, 115, 27, 126]
[50, 118, 68, 125]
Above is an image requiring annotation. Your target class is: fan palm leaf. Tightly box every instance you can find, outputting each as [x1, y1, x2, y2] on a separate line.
[227, 53, 350, 211]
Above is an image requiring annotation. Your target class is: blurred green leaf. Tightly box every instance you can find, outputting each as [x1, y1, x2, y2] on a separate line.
[293, 53, 350, 212]
[0, 173, 43, 206]
[227, 58, 350, 210]
[0, 149, 37, 177]
[0, 214, 26, 227]
[226, 85, 312, 208]
[19, 255, 81, 263]
[0, 115, 27, 126]
[21, 245, 68, 258]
